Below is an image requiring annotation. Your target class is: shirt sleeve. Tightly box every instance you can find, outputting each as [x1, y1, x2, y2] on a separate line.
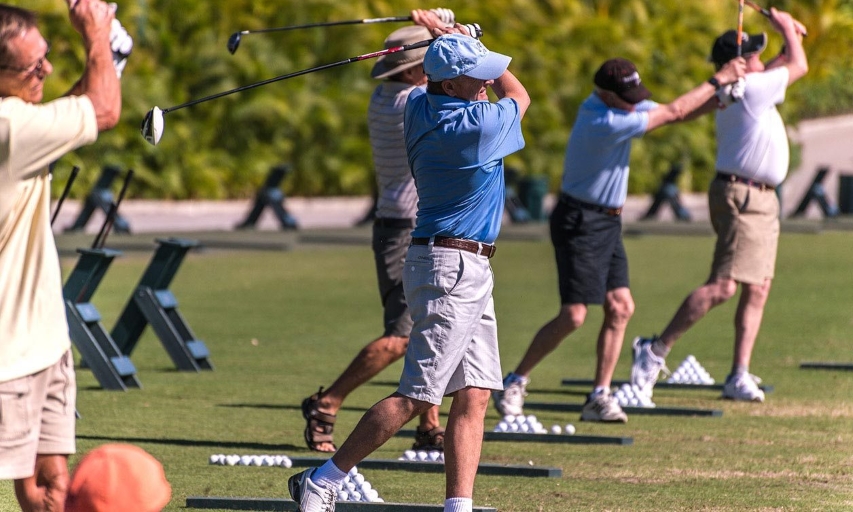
[744, 67, 789, 114]
[472, 97, 525, 163]
[2, 95, 98, 180]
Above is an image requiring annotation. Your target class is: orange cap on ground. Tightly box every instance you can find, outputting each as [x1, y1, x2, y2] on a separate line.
[65, 443, 171, 512]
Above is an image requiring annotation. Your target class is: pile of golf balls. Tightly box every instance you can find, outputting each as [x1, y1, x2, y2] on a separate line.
[612, 383, 656, 408]
[336, 466, 384, 503]
[398, 449, 444, 463]
[665, 355, 715, 385]
[493, 414, 550, 434]
[209, 454, 293, 468]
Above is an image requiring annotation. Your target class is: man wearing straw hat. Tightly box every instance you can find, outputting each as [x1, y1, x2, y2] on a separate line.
[299, 11, 448, 455]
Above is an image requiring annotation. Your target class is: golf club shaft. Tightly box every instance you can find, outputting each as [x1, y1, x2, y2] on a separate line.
[742, 0, 770, 17]
[51, 165, 80, 227]
[92, 169, 133, 250]
[742, 0, 808, 37]
[737, 0, 745, 57]
[164, 39, 433, 115]
[236, 16, 411, 35]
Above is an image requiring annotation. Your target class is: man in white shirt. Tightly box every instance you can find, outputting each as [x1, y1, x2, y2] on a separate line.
[631, 7, 808, 402]
[0, 1, 122, 509]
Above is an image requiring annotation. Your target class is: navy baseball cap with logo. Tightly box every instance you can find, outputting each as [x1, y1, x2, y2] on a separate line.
[710, 30, 767, 66]
[593, 58, 652, 104]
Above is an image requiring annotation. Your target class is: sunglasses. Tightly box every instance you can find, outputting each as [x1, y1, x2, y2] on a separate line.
[0, 43, 50, 78]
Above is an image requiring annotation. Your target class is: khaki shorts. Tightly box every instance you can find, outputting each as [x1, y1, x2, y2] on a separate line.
[709, 180, 780, 285]
[0, 350, 76, 480]
[398, 243, 503, 405]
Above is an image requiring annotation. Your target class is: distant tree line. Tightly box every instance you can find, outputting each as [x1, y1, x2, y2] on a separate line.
[24, 0, 853, 199]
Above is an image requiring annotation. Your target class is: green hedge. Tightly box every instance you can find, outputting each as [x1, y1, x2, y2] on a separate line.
[21, 0, 853, 199]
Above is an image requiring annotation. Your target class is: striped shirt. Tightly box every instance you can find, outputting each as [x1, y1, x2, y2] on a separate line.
[367, 81, 423, 220]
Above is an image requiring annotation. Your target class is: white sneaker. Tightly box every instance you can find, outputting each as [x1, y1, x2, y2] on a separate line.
[492, 376, 528, 416]
[580, 391, 627, 423]
[288, 468, 337, 512]
[722, 373, 765, 402]
[630, 336, 668, 397]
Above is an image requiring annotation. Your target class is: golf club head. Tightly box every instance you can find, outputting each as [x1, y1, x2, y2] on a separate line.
[141, 107, 164, 146]
[227, 32, 241, 54]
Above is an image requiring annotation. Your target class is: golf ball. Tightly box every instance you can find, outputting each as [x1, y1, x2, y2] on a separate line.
[550, 425, 561, 435]
[565, 424, 576, 435]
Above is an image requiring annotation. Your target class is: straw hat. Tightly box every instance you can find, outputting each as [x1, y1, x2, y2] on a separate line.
[371, 26, 431, 79]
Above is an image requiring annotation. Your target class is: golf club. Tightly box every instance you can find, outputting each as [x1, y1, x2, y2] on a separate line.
[737, 0, 745, 57]
[51, 165, 80, 227]
[227, 8, 454, 54]
[739, 0, 808, 37]
[142, 26, 481, 146]
[92, 168, 133, 250]
[228, 16, 408, 54]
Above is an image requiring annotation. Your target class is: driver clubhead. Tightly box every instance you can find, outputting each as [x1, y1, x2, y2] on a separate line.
[227, 33, 241, 54]
[141, 107, 164, 146]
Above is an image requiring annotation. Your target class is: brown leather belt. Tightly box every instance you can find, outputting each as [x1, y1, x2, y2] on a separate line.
[560, 193, 622, 216]
[715, 172, 775, 192]
[411, 236, 496, 258]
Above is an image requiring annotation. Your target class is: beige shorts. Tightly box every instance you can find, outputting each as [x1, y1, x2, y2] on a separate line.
[0, 350, 76, 480]
[398, 244, 503, 405]
[709, 180, 780, 285]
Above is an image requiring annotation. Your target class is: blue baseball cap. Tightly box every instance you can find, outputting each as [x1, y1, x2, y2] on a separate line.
[423, 34, 511, 82]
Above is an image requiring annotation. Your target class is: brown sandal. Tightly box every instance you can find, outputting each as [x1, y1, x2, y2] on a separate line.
[412, 426, 445, 451]
[301, 387, 337, 452]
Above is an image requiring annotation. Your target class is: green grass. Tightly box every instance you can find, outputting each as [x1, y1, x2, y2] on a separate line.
[3, 229, 853, 511]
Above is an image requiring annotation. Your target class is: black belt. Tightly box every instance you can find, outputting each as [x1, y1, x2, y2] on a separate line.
[715, 172, 775, 192]
[411, 236, 496, 258]
[560, 194, 622, 216]
[374, 217, 415, 229]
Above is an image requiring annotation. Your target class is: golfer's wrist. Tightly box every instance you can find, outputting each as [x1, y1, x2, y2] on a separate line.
[707, 76, 722, 91]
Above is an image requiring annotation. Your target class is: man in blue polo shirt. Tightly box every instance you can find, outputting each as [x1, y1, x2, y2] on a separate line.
[288, 30, 529, 512]
[494, 56, 744, 423]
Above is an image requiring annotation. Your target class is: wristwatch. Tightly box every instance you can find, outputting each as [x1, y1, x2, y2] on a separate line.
[707, 77, 722, 91]
[708, 76, 722, 91]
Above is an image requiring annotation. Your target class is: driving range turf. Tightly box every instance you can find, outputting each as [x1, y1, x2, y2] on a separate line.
[2, 227, 851, 511]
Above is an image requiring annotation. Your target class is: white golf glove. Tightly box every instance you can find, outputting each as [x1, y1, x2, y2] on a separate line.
[429, 7, 455, 26]
[716, 78, 746, 109]
[109, 16, 133, 78]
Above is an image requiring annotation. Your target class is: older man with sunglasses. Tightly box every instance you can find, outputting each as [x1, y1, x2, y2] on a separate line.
[0, 1, 126, 510]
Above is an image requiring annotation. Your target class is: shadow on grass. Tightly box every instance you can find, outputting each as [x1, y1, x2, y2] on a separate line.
[77, 434, 302, 452]
[218, 403, 368, 414]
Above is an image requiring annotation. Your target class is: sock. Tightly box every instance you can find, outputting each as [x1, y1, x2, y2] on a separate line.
[591, 386, 609, 397]
[651, 338, 670, 358]
[312, 459, 347, 489]
[504, 372, 529, 386]
[445, 497, 473, 512]
[730, 365, 749, 378]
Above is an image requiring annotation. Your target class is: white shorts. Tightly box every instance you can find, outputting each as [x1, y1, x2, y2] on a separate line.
[398, 243, 503, 404]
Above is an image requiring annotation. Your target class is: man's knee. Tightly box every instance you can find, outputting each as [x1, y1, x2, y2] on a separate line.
[556, 304, 587, 332]
[604, 289, 634, 324]
[366, 335, 409, 360]
[15, 456, 69, 512]
[711, 279, 739, 303]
